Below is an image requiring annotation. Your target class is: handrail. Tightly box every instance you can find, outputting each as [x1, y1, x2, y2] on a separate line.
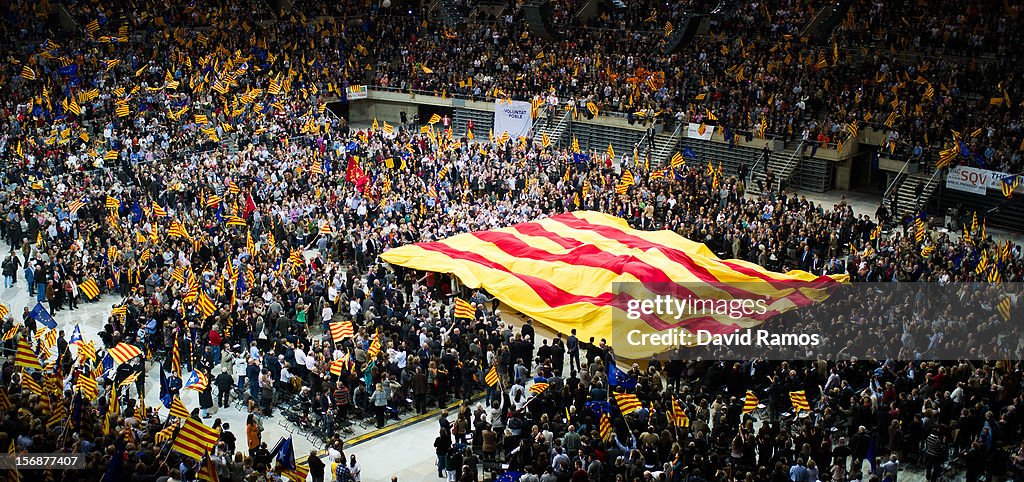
[798, 4, 831, 38]
[632, 131, 649, 162]
[530, 106, 548, 134]
[56, 2, 86, 36]
[776, 140, 806, 184]
[651, 121, 684, 164]
[548, 110, 572, 148]
[909, 167, 942, 213]
[881, 156, 915, 201]
[367, 85, 644, 119]
[748, 152, 764, 184]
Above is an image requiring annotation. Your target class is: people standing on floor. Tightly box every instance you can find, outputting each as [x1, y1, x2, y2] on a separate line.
[246, 413, 261, 458]
[216, 367, 234, 409]
[308, 450, 326, 482]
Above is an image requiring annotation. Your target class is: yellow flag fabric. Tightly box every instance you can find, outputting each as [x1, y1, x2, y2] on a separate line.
[381, 211, 847, 358]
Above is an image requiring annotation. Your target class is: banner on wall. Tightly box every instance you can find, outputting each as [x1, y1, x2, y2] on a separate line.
[945, 165, 1022, 195]
[347, 85, 368, 100]
[493, 100, 533, 139]
[686, 122, 714, 140]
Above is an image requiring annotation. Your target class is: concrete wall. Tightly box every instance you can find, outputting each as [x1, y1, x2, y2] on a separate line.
[835, 158, 851, 190]
[346, 91, 498, 123]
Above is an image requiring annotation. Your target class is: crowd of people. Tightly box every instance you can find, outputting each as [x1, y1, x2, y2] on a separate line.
[0, 0, 1021, 482]
[380, 0, 1023, 173]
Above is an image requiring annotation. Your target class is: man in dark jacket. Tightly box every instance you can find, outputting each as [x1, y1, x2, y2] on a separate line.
[307, 450, 326, 482]
[412, 366, 429, 414]
[215, 367, 234, 408]
[246, 358, 261, 404]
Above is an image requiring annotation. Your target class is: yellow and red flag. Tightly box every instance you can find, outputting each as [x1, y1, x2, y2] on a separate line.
[329, 322, 354, 341]
[381, 212, 847, 359]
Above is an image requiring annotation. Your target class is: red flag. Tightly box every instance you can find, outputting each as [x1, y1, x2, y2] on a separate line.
[242, 193, 257, 219]
[345, 156, 367, 185]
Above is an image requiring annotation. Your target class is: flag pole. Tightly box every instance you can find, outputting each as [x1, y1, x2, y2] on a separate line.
[620, 410, 635, 443]
[520, 389, 543, 412]
[666, 406, 679, 441]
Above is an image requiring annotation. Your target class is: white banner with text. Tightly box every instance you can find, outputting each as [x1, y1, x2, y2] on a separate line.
[945, 165, 1021, 195]
[493, 100, 533, 140]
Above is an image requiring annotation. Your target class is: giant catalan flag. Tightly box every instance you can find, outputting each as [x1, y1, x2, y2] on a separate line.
[382, 211, 847, 358]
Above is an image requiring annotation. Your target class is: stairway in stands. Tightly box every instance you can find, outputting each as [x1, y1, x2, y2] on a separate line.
[533, 111, 572, 149]
[649, 123, 685, 166]
[452, 108, 494, 137]
[746, 140, 805, 197]
[895, 171, 942, 218]
[800, 0, 854, 42]
[435, 0, 466, 28]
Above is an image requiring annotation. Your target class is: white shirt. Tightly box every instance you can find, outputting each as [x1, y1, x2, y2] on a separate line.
[394, 350, 407, 370]
[305, 353, 316, 371]
[322, 305, 334, 323]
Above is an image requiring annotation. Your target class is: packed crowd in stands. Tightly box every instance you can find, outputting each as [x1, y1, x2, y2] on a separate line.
[383, 0, 1022, 172]
[0, 0, 1022, 481]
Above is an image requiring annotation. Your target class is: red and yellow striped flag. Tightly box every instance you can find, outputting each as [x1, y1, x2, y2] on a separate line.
[171, 339, 181, 375]
[599, 413, 612, 440]
[613, 392, 642, 415]
[484, 365, 499, 387]
[670, 398, 689, 427]
[169, 396, 190, 419]
[197, 290, 217, 318]
[76, 375, 99, 399]
[789, 390, 810, 412]
[454, 298, 476, 319]
[381, 211, 847, 359]
[154, 423, 177, 444]
[108, 342, 143, 364]
[743, 390, 759, 414]
[283, 463, 309, 482]
[329, 357, 352, 376]
[171, 418, 220, 461]
[329, 321, 355, 341]
[78, 340, 97, 362]
[15, 338, 42, 370]
[22, 375, 43, 395]
[366, 332, 382, 359]
[78, 279, 101, 299]
[168, 219, 190, 239]
[2, 324, 19, 341]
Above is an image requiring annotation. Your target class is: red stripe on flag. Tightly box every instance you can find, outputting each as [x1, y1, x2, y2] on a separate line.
[552, 214, 837, 297]
[416, 242, 614, 306]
